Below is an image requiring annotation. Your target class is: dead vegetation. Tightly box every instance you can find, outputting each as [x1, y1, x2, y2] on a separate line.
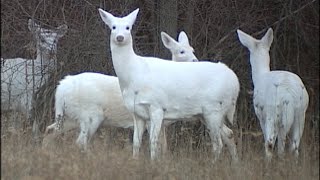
[1, 114, 319, 180]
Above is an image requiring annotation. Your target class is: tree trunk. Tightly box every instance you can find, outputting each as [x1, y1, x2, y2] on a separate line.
[156, 0, 178, 59]
[182, 0, 195, 39]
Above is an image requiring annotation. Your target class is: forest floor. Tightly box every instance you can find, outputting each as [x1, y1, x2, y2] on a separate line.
[1, 114, 319, 180]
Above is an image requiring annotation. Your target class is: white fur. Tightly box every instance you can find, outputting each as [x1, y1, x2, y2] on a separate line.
[161, 31, 238, 161]
[99, 8, 240, 162]
[1, 19, 67, 119]
[237, 28, 309, 161]
[45, 73, 133, 149]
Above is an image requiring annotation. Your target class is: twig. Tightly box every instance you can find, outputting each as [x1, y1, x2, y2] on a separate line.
[208, 0, 317, 52]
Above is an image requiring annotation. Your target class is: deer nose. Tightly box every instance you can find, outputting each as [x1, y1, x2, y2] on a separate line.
[116, 35, 124, 42]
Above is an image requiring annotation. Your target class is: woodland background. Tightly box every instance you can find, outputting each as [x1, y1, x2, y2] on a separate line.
[1, 0, 319, 179]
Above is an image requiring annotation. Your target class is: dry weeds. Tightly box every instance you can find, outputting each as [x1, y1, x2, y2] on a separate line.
[1, 115, 319, 180]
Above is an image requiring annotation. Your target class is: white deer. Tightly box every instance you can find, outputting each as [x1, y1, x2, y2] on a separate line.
[237, 28, 309, 161]
[98, 8, 240, 162]
[1, 19, 68, 123]
[43, 32, 197, 151]
[162, 31, 198, 62]
[44, 73, 135, 150]
[161, 31, 238, 161]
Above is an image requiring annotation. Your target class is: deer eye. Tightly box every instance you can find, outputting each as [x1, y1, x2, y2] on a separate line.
[180, 50, 185, 54]
[112, 26, 116, 30]
[126, 26, 130, 30]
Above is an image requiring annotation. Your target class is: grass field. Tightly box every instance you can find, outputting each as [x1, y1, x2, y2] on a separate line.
[1, 114, 319, 180]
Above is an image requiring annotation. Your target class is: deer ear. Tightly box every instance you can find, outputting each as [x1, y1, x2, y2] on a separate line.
[261, 28, 273, 49]
[161, 31, 178, 49]
[56, 24, 68, 38]
[237, 29, 257, 51]
[98, 8, 115, 29]
[28, 19, 40, 32]
[125, 8, 139, 27]
[178, 31, 190, 46]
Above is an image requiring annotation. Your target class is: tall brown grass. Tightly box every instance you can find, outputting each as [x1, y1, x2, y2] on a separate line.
[1, 114, 319, 180]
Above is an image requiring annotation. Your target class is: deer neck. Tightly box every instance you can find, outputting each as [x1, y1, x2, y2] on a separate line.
[34, 46, 57, 76]
[110, 39, 140, 89]
[249, 52, 271, 86]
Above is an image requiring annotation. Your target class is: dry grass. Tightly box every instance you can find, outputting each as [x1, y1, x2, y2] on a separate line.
[1, 114, 319, 180]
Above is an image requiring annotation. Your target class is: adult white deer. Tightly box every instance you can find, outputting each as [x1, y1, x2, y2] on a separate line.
[161, 31, 238, 161]
[237, 28, 309, 161]
[98, 8, 239, 162]
[1, 19, 68, 126]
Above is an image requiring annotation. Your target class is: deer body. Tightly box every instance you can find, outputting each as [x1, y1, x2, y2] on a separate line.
[44, 73, 133, 149]
[161, 31, 239, 161]
[119, 59, 235, 120]
[237, 28, 309, 161]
